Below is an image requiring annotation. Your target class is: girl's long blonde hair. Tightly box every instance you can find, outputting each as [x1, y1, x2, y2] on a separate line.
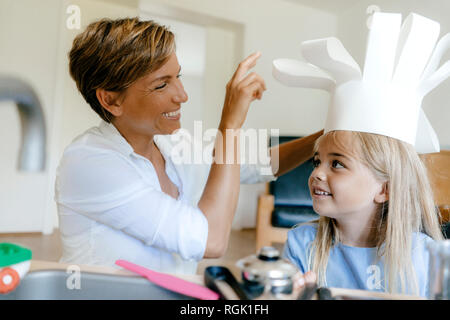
[308, 131, 443, 295]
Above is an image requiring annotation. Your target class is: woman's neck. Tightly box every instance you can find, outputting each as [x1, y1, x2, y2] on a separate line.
[133, 138, 158, 161]
[112, 120, 156, 160]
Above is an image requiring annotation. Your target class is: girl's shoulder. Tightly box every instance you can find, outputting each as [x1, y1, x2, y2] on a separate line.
[412, 231, 435, 250]
[287, 221, 318, 244]
[284, 222, 318, 272]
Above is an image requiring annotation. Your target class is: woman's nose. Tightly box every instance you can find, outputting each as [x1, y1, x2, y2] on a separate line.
[173, 78, 188, 103]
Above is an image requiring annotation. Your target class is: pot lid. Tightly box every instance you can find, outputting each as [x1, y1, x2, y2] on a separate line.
[236, 246, 298, 280]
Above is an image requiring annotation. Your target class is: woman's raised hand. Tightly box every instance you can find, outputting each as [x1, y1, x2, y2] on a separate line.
[200, 52, 266, 258]
[220, 52, 267, 130]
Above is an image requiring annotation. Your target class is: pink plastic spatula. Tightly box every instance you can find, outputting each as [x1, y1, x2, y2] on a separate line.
[115, 259, 220, 300]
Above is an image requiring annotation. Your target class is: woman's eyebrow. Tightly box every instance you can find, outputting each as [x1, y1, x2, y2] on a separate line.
[149, 66, 181, 84]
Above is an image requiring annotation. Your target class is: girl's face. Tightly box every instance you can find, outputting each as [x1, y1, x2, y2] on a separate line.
[308, 131, 386, 220]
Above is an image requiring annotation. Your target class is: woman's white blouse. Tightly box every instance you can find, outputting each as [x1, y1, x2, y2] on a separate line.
[55, 121, 276, 274]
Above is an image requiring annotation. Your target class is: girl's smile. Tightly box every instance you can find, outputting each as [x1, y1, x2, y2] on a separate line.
[311, 186, 332, 198]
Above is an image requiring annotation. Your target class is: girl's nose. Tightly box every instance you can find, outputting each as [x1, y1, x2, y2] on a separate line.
[311, 167, 326, 182]
[173, 78, 188, 103]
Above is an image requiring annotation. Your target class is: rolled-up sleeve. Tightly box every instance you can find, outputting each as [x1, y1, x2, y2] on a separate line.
[55, 147, 208, 261]
[240, 162, 277, 184]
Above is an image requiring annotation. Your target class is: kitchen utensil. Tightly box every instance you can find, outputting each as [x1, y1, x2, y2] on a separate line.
[204, 266, 249, 300]
[236, 246, 298, 299]
[115, 259, 219, 300]
[0, 243, 32, 294]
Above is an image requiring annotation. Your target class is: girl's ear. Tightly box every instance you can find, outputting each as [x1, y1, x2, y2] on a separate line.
[96, 88, 123, 117]
[375, 181, 389, 203]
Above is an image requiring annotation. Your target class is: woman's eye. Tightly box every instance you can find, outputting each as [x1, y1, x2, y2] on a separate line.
[332, 160, 344, 169]
[153, 74, 181, 91]
[154, 83, 167, 90]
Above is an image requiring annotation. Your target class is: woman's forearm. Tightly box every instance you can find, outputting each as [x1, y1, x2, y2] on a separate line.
[198, 127, 241, 258]
[271, 130, 323, 177]
[198, 52, 265, 258]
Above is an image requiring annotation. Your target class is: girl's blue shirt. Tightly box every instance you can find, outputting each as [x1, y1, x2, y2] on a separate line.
[283, 223, 434, 297]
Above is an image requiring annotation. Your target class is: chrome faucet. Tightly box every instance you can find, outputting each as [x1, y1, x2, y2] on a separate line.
[0, 76, 46, 171]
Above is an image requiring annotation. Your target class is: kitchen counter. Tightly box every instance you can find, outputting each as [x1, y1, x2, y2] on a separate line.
[28, 260, 425, 300]
[30, 259, 204, 285]
[0, 259, 205, 300]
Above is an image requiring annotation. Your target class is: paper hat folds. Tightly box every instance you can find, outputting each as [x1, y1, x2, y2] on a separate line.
[273, 12, 450, 153]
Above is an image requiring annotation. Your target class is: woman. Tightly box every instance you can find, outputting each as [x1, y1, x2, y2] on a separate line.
[55, 17, 321, 274]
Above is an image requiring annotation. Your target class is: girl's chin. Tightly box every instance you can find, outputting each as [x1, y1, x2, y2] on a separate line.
[312, 205, 335, 219]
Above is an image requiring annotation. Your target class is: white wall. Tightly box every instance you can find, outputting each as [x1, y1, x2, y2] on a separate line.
[0, 0, 62, 232]
[0, 0, 138, 233]
[0, 0, 338, 233]
[141, 0, 337, 134]
[51, 0, 139, 229]
[57, 0, 138, 160]
[139, 14, 207, 136]
[336, 0, 450, 149]
[138, 0, 338, 228]
[5, 0, 447, 235]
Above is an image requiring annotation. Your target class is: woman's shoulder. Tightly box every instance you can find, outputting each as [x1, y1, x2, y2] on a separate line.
[62, 126, 133, 165]
[57, 126, 138, 185]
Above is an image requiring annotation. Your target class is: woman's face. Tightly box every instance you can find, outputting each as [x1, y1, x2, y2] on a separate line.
[308, 131, 384, 220]
[114, 52, 188, 136]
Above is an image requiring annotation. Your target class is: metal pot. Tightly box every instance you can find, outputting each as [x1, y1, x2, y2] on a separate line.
[236, 246, 298, 299]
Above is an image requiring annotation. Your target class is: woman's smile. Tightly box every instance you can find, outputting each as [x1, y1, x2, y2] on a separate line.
[162, 108, 181, 120]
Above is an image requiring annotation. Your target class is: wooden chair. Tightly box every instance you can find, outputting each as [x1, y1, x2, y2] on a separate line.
[255, 136, 318, 251]
[420, 150, 450, 224]
[255, 186, 286, 251]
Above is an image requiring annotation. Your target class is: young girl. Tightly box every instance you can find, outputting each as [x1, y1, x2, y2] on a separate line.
[284, 130, 444, 297]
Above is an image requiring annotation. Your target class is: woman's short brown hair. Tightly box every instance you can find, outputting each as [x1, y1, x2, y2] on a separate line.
[69, 17, 175, 122]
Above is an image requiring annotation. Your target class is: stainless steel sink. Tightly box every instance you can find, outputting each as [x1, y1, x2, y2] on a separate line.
[0, 270, 195, 300]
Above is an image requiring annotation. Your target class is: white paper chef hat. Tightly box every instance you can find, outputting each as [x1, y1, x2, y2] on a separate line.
[273, 12, 450, 153]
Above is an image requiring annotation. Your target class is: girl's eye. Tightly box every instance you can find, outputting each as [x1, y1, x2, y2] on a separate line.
[332, 160, 345, 169]
[312, 158, 320, 168]
[177, 73, 182, 79]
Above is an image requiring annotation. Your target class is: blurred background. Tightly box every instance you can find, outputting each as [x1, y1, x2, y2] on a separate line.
[0, 0, 449, 264]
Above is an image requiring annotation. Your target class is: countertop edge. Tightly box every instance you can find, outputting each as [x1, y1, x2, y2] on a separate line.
[29, 260, 425, 300]
[29, 260, 204, 285]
